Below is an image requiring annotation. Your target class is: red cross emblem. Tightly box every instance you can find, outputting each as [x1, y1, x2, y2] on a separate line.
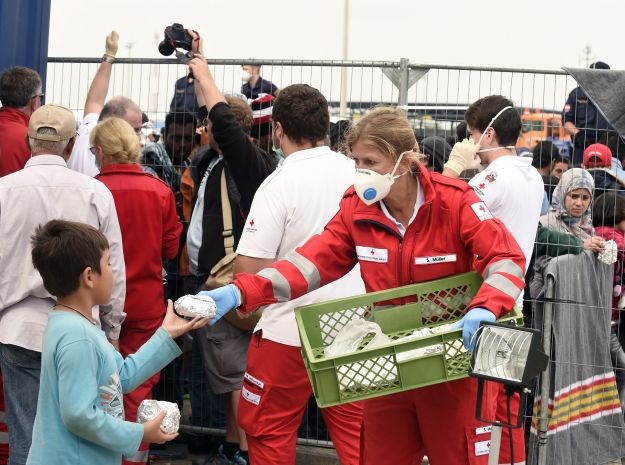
[370, 249, 375, 255]
[249, 219, 255, 227]
[479, 183, 486, 189]
[479, 205, 486, 212]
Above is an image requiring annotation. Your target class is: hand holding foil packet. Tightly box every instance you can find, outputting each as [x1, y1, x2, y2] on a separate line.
[137, 400, 180, 434]
[174, 294, 217, 319]
[598, 239, 618, 265]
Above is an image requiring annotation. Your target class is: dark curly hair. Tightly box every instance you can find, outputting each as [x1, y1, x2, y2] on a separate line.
[271, 84, 329, 144]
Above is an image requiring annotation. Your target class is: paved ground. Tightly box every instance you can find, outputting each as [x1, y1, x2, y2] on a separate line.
[148, 442, 340, 465]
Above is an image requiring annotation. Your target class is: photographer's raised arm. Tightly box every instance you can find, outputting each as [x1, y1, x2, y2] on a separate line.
[84, 31, 119, 116]
[187, 30, 226, 112]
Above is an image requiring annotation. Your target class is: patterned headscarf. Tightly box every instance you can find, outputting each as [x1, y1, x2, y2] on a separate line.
[550, 167, 595, 235]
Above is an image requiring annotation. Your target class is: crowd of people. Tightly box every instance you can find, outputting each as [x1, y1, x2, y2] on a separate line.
[0, 28, 624, 465]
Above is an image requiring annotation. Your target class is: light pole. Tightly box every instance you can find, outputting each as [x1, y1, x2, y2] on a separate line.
[125, 42, 134, 96]
[339, 0, 349, 119]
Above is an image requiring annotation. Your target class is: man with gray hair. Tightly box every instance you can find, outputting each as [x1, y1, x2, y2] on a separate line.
[67, 31, 143, 176]
[0, 104, 126, 465]
[0, 66, 43, 176]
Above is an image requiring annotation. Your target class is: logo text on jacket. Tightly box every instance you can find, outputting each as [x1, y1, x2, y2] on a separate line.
[356, 246, 388, 263]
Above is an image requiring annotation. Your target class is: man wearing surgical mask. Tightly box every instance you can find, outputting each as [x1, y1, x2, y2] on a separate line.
[444, 95, 544, 465]
[240, 64, 278, 100]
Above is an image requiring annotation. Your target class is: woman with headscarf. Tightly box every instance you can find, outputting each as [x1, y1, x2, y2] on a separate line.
[531, 167, 605, 298]
[539, 167, 596, 240]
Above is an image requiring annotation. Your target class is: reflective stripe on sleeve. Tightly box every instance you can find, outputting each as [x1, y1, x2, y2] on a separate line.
[484, 259, 524, 281]
[483, 273, 522, 301]
[286, 250, 321, 293]
[257, 268, 292, 301]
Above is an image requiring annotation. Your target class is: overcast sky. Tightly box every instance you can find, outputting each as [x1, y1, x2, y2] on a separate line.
[48, 0, 624, 70]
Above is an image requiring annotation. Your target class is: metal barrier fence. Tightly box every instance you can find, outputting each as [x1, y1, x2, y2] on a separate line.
[43, 57, 603, 458]
[47, 57, 577, 142]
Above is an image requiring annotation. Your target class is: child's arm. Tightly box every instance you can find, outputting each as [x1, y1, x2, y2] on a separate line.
[117, 300, 209, 393]
[56, 339, 144, 455]
[56, 338, 179, 452]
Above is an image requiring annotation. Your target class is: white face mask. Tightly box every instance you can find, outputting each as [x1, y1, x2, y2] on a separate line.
[354, 152, 407, 205]
[241, 70, 252, 82]
[473, 106, 516, 154]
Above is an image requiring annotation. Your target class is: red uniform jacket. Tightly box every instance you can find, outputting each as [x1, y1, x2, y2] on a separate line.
[235, 167, 526, 318]
[0, 107, 30, 177]
[96, 164, 182, 322]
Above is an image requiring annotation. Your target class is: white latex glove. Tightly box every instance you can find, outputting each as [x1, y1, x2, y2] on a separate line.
[618, 294, 625, 310]
[105, 31, 119, 58]
[444, 138, 481, 176]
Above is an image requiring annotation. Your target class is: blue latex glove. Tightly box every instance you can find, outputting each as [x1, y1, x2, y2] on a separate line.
[451, 307, 496, 351]
[197, 284, 241, 325]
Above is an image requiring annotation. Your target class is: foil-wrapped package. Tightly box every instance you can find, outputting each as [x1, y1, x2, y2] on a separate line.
[598, 239, 618, 265]
[137, 400, 180, 434]
[174, 294, 217, 319]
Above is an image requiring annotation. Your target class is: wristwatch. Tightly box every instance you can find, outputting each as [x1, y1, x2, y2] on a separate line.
[101, 54, 115, 64]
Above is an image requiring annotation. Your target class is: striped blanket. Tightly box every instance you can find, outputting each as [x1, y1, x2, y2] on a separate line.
[529, 252, 625, 465]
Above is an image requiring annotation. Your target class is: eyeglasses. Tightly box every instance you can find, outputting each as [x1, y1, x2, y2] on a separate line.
[568, 193, 591, 201]
[89, 147, 97, 155]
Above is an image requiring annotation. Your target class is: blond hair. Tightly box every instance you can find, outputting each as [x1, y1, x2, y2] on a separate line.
[90, 117, 140, 164]
[345, 107, 421, 164]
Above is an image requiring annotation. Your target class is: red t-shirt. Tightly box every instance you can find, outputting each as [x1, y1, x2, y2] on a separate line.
[0, 107, 30, 177]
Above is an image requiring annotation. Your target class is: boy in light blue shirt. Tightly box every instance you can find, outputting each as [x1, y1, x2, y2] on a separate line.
[26, 220, 209, 465]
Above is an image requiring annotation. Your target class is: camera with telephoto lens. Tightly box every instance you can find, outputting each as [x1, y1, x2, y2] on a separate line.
[158, 23, 193, 56]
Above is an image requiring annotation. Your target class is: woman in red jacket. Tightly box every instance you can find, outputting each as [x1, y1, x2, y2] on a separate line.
[200, 107, 527, 465]
[91, 118, 182, 465]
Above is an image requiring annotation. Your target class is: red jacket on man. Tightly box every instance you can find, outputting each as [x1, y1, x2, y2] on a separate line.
[0, 107, 30, 177]
[96, 164, 182, 321]
[235, 166, 526, 318]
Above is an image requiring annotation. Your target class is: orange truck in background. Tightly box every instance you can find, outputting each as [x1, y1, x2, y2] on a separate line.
[516, 108, 572, 157]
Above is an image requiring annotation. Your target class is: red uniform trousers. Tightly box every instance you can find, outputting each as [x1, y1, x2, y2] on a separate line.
[0, 371, 8, 465]
[238, 332, 363, 465]
[120, 318, 163, 465]
[361, 377, 498, 465]
[494, 383, 525, 465]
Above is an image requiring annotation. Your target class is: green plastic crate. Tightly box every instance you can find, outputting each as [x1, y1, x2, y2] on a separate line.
[295, 271, 523, 407]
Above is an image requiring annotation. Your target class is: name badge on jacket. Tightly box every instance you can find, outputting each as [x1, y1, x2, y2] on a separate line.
[415, 254, 457, 265]
[356, 246, 388, 263]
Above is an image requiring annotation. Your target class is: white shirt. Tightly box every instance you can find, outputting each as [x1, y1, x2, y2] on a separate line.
[187, 156, 223, 274]
[380, 183, 424, 236]
[469, 155, 544, 305]
[236, 146, 365, 346]
[0, 155, 126, 351]
[67, 112, 100, 177]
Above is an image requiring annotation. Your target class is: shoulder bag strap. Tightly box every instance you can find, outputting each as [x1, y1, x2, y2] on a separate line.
[220, 169, 235, 255]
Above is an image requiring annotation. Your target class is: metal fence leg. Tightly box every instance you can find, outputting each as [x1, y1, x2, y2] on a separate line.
[537, 275, 554, 465]
[398, 57, 409, 111]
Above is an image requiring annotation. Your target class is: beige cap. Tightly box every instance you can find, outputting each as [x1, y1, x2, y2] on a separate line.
[27, 104, 76, 141]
